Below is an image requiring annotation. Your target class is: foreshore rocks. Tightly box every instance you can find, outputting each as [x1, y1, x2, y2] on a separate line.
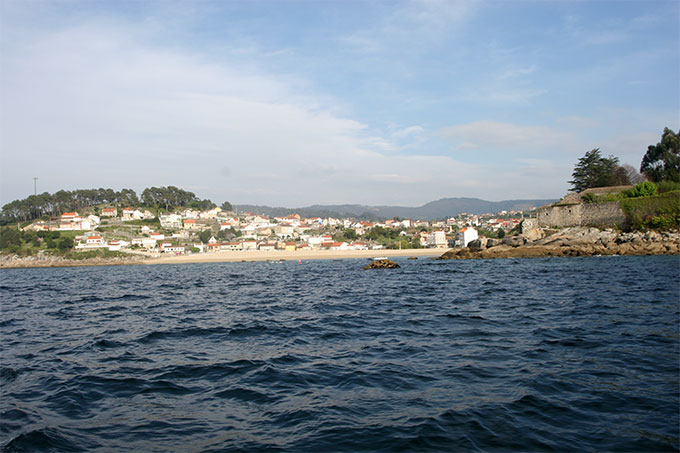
[439, 227, 680, 260]
[363, 259, 401, 269]
[0, 253, 147, 269]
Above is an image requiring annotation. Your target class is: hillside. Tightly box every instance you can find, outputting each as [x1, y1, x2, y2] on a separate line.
[235, 197, 557, 220]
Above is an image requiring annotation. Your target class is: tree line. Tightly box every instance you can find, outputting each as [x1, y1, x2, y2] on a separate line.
[1, 186, 232, 225]
[570, 127, 679, 192]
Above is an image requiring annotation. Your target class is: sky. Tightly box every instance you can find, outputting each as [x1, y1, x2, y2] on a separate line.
[1, 0, 678, 208]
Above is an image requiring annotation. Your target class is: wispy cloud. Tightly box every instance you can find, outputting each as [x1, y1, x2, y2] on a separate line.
[339, 0, 481, 53]
[440, 120, 563, 150]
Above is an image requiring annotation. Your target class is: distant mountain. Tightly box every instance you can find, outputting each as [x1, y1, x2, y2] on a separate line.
[235, 197, 557, 220]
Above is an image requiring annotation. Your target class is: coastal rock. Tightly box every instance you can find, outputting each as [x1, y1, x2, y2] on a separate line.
[502, 236, 527, 248]
[520, 220, 544, 242]
[467, 238, 488, 251]
[438, 228, 680, 260]
[486, 238, 500, 248]
[0, 253, 145, 269]
[363, 259, 401, 269]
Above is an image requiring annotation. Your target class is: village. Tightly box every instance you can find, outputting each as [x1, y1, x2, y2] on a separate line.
[22, 206, 529, 256]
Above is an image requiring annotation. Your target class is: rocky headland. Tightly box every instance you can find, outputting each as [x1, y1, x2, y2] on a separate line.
[0, 253, 148, 269]
[439, 226, 680, 260]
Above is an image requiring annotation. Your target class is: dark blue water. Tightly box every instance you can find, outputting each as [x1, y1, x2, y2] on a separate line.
[1, 256, 678, 452]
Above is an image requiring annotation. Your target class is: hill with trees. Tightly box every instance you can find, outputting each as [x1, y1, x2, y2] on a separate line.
[0, 186, 230, 226]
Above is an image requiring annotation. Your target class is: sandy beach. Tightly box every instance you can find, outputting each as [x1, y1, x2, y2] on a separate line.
[147, 248, 443, 265]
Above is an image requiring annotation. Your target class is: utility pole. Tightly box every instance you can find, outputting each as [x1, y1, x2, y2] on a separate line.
[33, 177, 38, 196]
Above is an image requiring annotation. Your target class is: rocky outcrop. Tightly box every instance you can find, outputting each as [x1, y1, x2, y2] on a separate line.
[0, 253, 147, 269]
[363, 259, 401, 269]
[520, 218, 545, 241]
[439, 227, 680, 260]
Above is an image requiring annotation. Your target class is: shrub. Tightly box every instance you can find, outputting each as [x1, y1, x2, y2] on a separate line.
[71, 249, 125, 260]
[58, 237, 74, 250]
[649, 216, 673, 229]
[627, 181, 658, 198]
[656, 180, 680, 193]
[621, 191, 680, 230]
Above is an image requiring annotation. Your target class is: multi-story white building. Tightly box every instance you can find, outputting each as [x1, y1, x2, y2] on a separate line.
[457, 227, 479, 247]
[427, 231, 448, 248]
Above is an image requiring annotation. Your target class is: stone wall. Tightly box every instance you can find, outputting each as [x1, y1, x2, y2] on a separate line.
[536, 204, 582, 228]
[536, 202, 626, 228]
[581, 201, 627, 227]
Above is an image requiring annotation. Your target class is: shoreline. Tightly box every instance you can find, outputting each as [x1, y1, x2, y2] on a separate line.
[147, 248, 441, 265]
[0, 248, 442, 269]
[440, 227, 680, 260]
[3, 227, 680, 269]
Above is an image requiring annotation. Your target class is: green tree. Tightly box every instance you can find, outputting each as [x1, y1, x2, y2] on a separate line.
[640, 127, 680, 183]
[221, 201, 233, 212]
[569, 149, 630, 192]
[57, 237, 74, 251]
[0, 227, 21, 250]
[199, 230, 212, 244]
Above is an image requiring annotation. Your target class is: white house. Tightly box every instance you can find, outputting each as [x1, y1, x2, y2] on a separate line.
[59, 212, 92, 231]
[274, 223, 294, 238]
[161, 244, 185, 254]
[142, 238, 158, 250]
[427, 231, 448, 248]
[76, 235, 107, 249]
[241, 240, 257, 250]
[160, 214, 183, 229]
[221, 242, 242, 251]
[121, 208, 144, 221]
[107, 240, 129, 251]
[457, 227, 479, 248]
[350, 241, 369, 250]
[149, 232, 165, 241]
[101, 207, 117, 217]
[240, 224, 257, 238]
[183, 219, 201, 231]
[258, 242, 276, 251]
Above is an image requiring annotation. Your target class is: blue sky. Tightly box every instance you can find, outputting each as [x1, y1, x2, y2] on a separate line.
[1, 0, 678, 207]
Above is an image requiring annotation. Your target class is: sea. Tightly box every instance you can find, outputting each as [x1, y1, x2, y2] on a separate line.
[1, 255, 678, 452]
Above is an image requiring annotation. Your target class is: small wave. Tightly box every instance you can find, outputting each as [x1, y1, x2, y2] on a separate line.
[0, 318, 19, 327]
[136, 324, 273, 344]
[154, 359, 265, 382]
[214, 386, 278, 404]
[4, 426, 97, 452]
[540, 337, 601, 349]
[75, 294, 151, 304]
[91, 338, 125, 349]
[0, 366, 22, 383]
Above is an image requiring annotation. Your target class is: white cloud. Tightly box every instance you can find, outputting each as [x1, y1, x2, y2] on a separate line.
[2, 18, 549, 206]
[499, 64, 538, 80]
[392, 125, 425, 139]
[339, 0, 480, 54]
[440, 120, 563, 150]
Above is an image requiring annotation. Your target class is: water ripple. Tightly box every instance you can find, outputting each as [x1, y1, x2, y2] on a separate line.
[1, 256, 678, 451]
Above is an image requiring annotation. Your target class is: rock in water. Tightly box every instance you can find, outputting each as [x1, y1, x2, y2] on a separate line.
[363, 259, 400, 269]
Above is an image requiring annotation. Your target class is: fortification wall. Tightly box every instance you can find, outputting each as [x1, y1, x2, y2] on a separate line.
[536, 204, 582, 227]
[581, 201, 627, 227]
[536, 202, 627, 228]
